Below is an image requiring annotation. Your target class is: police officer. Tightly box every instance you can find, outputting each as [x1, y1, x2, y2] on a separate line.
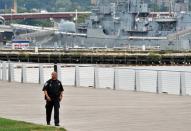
[42, 72, 64, 126]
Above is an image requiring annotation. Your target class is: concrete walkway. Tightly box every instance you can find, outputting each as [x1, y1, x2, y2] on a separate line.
[0, 81, 191, 131]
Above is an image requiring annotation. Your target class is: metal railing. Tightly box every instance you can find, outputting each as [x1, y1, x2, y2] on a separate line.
[0, 61, 191, 96]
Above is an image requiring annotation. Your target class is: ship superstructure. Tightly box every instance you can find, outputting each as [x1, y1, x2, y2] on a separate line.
[11, 0, 191, 51]
[63, 0, 191, 50]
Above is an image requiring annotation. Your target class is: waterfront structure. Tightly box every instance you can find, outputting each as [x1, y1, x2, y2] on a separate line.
[8, 0, 191, 51]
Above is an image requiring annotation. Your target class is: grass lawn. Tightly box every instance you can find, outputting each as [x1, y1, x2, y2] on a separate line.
[0, 117, 66, 131]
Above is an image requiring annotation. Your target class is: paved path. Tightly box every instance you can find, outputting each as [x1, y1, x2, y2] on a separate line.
[0, 81, 191, 131]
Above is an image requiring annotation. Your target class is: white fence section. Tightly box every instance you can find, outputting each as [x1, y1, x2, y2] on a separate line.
[0, 61, 191, 96]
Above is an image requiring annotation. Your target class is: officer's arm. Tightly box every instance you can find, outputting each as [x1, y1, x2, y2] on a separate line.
[43, 81, 51, 101]
[60, 91, 64, 100]
[44, 91, 51, 101]
[59, 82, 64, 100]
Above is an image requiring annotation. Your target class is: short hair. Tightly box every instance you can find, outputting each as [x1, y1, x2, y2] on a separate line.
[51, 72, 57, 75]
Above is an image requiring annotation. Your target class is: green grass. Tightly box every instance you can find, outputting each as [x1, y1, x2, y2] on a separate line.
[0, 118, 66, 131]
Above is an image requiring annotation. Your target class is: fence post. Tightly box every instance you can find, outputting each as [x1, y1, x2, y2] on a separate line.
[134, 70, 141, 92]
[74, 66, 80, 87]
[39, 65, 44, 84]
[57, 64, 62, 81]
[2, 61, 7, 81]
[156, 71, 162, 94]
[180, 72, 186, 96]
[54, 63, 57, 72]
[113, 68, 119, 90]
[94, 67, 99, 88]
[8, 63, 14, 82]
[21, 64, 27, 83]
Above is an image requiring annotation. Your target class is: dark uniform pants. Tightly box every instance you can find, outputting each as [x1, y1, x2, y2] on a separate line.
[46, 99, 60, 124]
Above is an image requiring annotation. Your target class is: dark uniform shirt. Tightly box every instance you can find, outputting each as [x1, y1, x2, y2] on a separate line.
[43, 79, 64, 100]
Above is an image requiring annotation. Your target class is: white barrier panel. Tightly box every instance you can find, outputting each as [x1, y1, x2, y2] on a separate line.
[117, 69, 135, 91]
[61, 67, 75, 86]
[98, 68, 114, 89]
[79, 67, 94, 87]
[138, 70, 156, 93]
[14, 66, 22, 83]
[185, 72, 191, 95]
[161, 71, 180, 95]
[44, 66, 54, 83]
[26, 66, 39, 83]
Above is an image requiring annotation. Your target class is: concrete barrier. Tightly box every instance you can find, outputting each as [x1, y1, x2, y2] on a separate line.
[1, 61, 191, 96]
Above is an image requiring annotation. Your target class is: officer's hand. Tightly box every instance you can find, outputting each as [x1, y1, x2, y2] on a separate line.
[47, 96, 51, 101]
[59, 95, 63, 101]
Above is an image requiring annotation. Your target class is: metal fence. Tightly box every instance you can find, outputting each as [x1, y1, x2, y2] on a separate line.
[1, 61, 191, 96]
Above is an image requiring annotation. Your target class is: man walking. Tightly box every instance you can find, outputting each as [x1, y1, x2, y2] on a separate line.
[43, 72, 64, 126]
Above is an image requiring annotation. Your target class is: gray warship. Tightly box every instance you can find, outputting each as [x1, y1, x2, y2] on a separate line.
[11, 0, 191, 51]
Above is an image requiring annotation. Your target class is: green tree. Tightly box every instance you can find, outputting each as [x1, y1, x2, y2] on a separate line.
[0, 0, 91, 12]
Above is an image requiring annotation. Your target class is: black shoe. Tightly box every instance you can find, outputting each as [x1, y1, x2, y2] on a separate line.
[55, 123, 60, 126]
